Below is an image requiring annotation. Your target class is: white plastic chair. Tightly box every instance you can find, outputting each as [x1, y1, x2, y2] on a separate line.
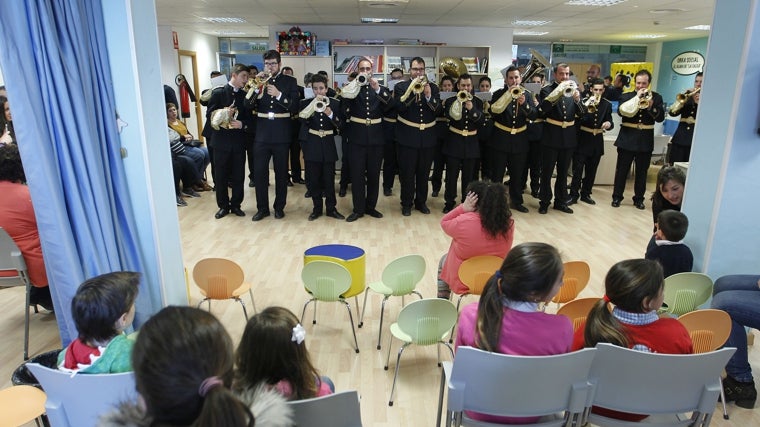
[0, 227, 37, 360]
[438, 346, 597, 427]
[586, 343, 736, 427]
[26, 363, 137, 427]
[288, 390, 363, 427]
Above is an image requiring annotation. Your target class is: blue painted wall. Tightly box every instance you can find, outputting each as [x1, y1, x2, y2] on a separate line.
[658, 37, 708, 106]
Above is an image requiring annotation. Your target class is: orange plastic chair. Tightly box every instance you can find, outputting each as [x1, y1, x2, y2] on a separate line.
[449, 255, 503, 343]
[0, 384, 46, 427]
[192, 258, 256, 320]
[556, 297, 599, 333]
[678, 309, 733, 420]
[551, 261, 591, 307]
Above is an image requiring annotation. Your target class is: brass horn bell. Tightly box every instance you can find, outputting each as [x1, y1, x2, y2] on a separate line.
[439, 57, 467, 79]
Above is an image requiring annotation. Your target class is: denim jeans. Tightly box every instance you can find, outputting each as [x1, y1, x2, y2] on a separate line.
[711, 274, 760, 382]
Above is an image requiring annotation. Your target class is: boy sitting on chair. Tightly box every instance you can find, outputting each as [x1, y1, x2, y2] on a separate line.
[58, 272, 140, 374]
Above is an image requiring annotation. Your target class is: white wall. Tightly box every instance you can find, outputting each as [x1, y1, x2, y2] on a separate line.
[157, 26, 219, 88]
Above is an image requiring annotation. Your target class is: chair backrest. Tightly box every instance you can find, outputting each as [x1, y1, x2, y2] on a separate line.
[448, 346, 596, 421]
[663, 272, 714, 316]
[26, 363, 137, 427]
[396, 298, 458, 345]
[552, 261, 591, 304]
[192, 258, 246, 299]
[288, 390, 363, 427]
[0, 227, 28, 288]
[302, 261, 352, 301]
[556, 297, 599, 333]
[381, 254, 426, 296]
[677, 309, 732, 353]
[587, 343, 735, 421]
[458, 255, 503, 295]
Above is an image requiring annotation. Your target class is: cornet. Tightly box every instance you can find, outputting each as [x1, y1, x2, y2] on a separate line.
[563, 81, 578, 97]
[457, 90, 473, 102]
[675, 87, 701, 103]
[412, 75, 428, 94]
[583, 94, 600, 113]
[638, 90, 652, 109]
[510, 86, 526, 98]
[314, 96, 328, 113]
[356, 72, 370, 86]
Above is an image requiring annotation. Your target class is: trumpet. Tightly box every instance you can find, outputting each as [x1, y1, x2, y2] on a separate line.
[449, 90, 473, 121]
[675, 87, 701, 103]
[314, 96, 328, 113]
[246, 72, 272, 99]
[583, 94, 600, 113]
[412, 75, 428, 94]
[638, 90, 652, 109]
[510, 86, 526, 98]
[457, 90, 473, 102]
[356, 72, 370, 86]
[563, 81, 578, 97]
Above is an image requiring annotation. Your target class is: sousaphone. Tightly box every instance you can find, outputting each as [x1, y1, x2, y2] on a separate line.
[439, 57, 467, 79]
[521, 48, 550, 82]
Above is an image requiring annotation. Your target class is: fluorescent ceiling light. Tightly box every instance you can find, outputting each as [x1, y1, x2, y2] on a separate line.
[685, 25, 710, 31]
[202, 17, 247, 23]
[216, 30, 245, 35]
[514, 31, 549, 36]
[361, 17, 399, 23]
[630, 34, 666, 39]
[360, 0, 408, 6]
[512, 20, 551, 26]
[565, 0, 628, 5]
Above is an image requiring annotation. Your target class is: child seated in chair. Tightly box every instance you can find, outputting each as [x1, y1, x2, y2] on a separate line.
[234, 306, 334, 400]
[57, 272, 140, 374]
[645, 209, 693, 278]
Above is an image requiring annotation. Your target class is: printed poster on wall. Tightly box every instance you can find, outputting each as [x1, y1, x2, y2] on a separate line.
[610, 62, 653, 93]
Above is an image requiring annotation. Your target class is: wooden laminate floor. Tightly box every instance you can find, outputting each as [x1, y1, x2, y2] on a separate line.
[2, 168, 758, 426]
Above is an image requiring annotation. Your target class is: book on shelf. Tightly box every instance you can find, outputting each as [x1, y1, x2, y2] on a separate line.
[361, 39, 384, 45]
[479, 57, 488, 73]
[397, 38, 421, 45]
[386, 56, 402, 72]
[334, 55, 384, 73]
[461, 57, 479, 73]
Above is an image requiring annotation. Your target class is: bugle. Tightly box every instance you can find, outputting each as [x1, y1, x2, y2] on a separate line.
[510, 86, 526, 98]
[638, 90, 652, 109]
[583, 94, 600, 113]
[457, 90, 473, 102]
[314, 96, 328, 113]
[675, 87, 700, 103]
[563, 81, 578, 97]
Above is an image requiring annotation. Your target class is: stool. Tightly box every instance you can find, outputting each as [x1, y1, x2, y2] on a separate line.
[0, 385, 47, 426]
[304, 244, 366, 319]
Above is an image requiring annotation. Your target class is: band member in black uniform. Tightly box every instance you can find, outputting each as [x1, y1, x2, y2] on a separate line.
[245, 66, 259, 187]
[282, 66, 306, 186]
[207, 64, 253, 219]
[524, 73, 545, 199]
[382, 68, 405, 197]
[339, 71, 358, 197]
[339, 58, 393, 222]
[668, 72, 702, 163]
[475, 76, 493, 182]
[488, 66, 537, 213]
[394, 57, 442, 216]
[538, 63, 584, 215]
[298, 74, 345, 221]
[612, 69, 665, 209]
[430, 76, 455, 197]
[568, 78, 613, 206]
[442, 74, 485, 213]
[248, 50, 300, 221]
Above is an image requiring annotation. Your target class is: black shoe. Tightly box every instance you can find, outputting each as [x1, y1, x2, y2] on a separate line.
[538, 204, 549, 214]
[581, 195, 596, 205]
[367, 209, 384, 218]
[326, 210, 345, 220]
[723, 376, 757, 409]
[611, 199, 622, 208]
[308, 211, 322, 221]
[553, 204, 574, 214]
[215, 208, 230, 219]
[248, 181, 255, 187]
[293, 177, 306, 184]
[231, 208, 245, 217]
[443, 205, 453, 214]
[431, 190, 439, 197]
[415, 204, 431, 214]
[383, 188, 392, 196]
[182, 188, 201, 198]
[252, 211, 270, 221]
[339, 186, 347, 197]
[304, 190, 312, 198]
[287, 179, 294, 187]
[634, 201, 646, 210]
[402, 207, 412, 216]
[274, 209, 285, 219]
[567, 196, 578, 206]
[531, 190, 540, 199]
[346, 212, 363, 222]
[513, 204, 529, 213]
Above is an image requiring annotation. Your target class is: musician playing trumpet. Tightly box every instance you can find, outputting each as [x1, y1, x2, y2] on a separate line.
[393, 57, 441, 216]
[487, 66, 537, 213]
[667, 72, 702, 163]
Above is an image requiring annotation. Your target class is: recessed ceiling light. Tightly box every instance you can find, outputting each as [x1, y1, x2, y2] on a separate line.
[559, 39, 573, 42]
[565, 0, 628, 5]
[512, 20, 551, 26]
[202, 17, 247, 24]
[360, 17, 399, 23]
[649, 9, 685, 14]
[514, 31, 549, 36]
[685, 25, 710, 31]
[630, 34, 666, 39]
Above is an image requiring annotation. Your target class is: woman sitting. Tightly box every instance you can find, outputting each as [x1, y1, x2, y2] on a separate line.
[651, 166, 685, 229]
[166, 103, 211, 191]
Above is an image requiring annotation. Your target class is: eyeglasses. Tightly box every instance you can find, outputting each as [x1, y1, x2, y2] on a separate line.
[264, 61, 279, 66]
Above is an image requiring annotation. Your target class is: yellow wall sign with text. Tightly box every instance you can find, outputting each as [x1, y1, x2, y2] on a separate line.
[610, 62, 654, 93]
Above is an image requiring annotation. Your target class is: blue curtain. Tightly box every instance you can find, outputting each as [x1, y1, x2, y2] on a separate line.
[0, 0, 154, 345]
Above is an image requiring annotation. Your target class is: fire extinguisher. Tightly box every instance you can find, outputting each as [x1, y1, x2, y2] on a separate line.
[175, 74, 197, 119]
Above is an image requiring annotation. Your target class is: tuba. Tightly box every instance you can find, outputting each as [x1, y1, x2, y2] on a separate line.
[449, 90, 473, 121]
[439, 57, 467, 79]
[521, 48, 550, 82]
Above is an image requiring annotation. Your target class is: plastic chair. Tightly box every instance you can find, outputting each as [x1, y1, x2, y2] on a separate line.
[0, 227, 37, 360]
[385, 298, 457, 406]
[438, 346, 597, 427]
[358, 254, 425, 350]
[449, 255, 503, 343]
[26, 363, 137, 427]
[586, 343, 736, 427]
[0, 384, 47, 427]
[556, 297, 599, 333]
[662, 272, 713, 317]
[192, 258, 256, 320]
[301, 260, 360, 353]
[678, 309, 732, 420]
[551, 261, 591, 307]
[288, 390, 363, 427]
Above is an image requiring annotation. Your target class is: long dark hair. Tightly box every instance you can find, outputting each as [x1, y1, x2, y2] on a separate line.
[468, 180, 512, 239]
[651, 166, 686, 206]
[475, 243, 563, 352]
[0, 144, 25, 183]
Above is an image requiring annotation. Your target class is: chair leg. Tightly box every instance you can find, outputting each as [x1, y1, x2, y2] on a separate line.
[313, 300, 318, 324]
[24, 282, 31, 360]
[197, 298, 209, 309]
[377, 296, 390, 350]
[719, 376, 729, 419]
[341, 299, 360, 353]
[301, 298, 315, 324]
[359, 288, 371, 328]
[235, 297, 248, 320]
[449, 294, 467, 344]
[388, 342, 410, 406]
[436, 365, 446, 427]
[412, 290, 423, 300]
[354, 295, 361, 321]
[248, 288, 257, 313]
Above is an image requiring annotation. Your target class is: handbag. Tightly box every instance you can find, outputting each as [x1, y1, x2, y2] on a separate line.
[183, 139, 202, 148]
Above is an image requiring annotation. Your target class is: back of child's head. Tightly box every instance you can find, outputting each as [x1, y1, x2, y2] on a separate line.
[657, 209, 689, 241]
[476, 242, 563, 351]
[584, 259, 664, 348]
[467, 180, 512, 239]
[132, 306, 253, 426]
[235, 306, 319, 400]
[71, 271, 140, 344]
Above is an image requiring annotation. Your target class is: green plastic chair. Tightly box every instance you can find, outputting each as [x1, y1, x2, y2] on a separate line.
[384, 298, 457, 406]
[359, 254, 425, 350]
[662, 272, 714, 317]
[301, 260, 360, 353]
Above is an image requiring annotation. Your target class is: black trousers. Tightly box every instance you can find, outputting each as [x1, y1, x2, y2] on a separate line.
[253, 143, 289, 212]
[382, 139, 398, 191]
[430, 143, 446, 192]
[539, 146, 573, 206]
[669, 144, 691, 164]
[525, 140, 542, 194]
[491, 151, 528, 205]
[340, 139, 351, 187]
[569, 151, 602, 198]
[245, 134, 255, 183]
[214, 149, 245, 209]
[289, 139, 302, 180]
[349, 144, 383, 214]
[398, 145, 435, 208]
[306, 160, 337, 213]
[444, 157, 476, 208]
[613, 147, 651, 203]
